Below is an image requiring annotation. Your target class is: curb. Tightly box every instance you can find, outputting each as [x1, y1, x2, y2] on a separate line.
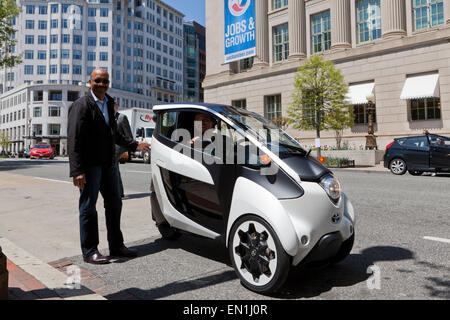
[0, 237, 105, 300]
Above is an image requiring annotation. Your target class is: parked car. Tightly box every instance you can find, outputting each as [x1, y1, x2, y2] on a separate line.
[30, 144, 55, 160]
[150, 103, 355, 293]
[23, 149, 31, 158]
[384, 134, 450, 175]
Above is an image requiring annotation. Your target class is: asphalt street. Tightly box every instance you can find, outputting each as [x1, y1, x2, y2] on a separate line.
[0, 158, 449, 300]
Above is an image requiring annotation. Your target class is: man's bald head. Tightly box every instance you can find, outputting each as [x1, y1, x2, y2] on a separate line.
[90, 68, 109, 80]
[89, 68, 110, 100]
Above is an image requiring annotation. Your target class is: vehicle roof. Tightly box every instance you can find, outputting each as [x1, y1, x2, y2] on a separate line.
[153, 103, 244, 115]
[394, 134, 449, 140]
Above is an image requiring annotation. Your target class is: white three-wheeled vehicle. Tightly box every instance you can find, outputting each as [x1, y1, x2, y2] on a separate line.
[150, 103, 355, 293]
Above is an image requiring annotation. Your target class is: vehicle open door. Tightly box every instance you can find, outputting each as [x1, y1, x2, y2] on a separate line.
[429, 135, 450, 170]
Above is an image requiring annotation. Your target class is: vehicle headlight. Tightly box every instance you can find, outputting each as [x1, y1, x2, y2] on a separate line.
[319, 174, 341, 202]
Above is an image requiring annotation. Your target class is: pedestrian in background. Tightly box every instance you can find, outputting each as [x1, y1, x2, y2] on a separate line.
[114, 103, 137, 199]
[68, 68, 150, 264]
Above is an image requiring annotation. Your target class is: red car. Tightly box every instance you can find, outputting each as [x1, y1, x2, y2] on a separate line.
[30, 144, 55, 160]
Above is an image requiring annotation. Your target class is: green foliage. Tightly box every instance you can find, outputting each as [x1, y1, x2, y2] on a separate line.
[288, 55, 354, 142]
[0, 0, 22, 68]
[0, 131, 12, 153]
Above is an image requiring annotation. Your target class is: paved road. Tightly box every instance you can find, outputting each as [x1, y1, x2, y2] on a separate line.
[0, 159, 449, 300]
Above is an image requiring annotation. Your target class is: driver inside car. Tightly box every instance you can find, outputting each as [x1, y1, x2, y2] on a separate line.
[190, 113, 217, 147]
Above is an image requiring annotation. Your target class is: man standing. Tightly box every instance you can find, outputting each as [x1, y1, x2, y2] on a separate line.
[68, 68, 150, 264]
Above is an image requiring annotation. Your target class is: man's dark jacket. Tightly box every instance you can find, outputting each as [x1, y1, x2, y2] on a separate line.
[68, 91, 138, 177]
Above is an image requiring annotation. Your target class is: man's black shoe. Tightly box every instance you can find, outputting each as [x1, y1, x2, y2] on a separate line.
[83, 252, 111, 264]
[109, 246, 138, 258]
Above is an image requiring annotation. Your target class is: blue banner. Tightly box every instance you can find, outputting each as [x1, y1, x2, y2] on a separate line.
[224, 0, 256, 63]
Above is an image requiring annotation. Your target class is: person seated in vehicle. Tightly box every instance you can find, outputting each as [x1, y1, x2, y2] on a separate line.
[190, 113, 217, 147]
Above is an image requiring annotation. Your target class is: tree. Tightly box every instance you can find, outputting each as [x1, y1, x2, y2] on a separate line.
[271, 116, 290, 131]
[0, 132, 12, 154]
[288, 55, 353, 157]
[0, 0, 22, 68]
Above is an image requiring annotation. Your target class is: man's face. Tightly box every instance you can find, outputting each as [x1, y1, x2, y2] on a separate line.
[89, 69, 110, 97]
[194, 114, 215, 133]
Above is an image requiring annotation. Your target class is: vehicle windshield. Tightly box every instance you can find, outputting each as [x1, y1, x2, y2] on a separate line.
[219, 106, 307, 157]
[33, 145, 51, 149]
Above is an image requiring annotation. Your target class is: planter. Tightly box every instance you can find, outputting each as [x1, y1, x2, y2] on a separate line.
[0, 246, 8, 300]
[325, 159, 355, 168]
[321, 150, 385, 166]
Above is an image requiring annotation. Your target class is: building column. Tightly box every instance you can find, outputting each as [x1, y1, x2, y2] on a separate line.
[447, 0, 450, 24]
[331, 0, 352, 50]
[288, 0, 306, 60]
[254, 0, 269, 66]
[381, 0, 406, 38]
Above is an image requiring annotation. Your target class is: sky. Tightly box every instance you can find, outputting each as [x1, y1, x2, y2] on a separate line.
[163, 0, 206, 27]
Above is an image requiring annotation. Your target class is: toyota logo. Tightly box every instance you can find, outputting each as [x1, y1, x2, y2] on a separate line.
[331, 213, 341, 224]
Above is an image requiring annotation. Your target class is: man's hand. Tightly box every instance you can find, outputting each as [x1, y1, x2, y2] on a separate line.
[73, 174, 86, 190]
[136, 141, 151, 152]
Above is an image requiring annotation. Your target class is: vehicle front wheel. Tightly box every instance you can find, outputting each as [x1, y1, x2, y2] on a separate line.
[389, 158, 407, 175]
[408, 170, 423, 176]
[229, 215, 290, 294]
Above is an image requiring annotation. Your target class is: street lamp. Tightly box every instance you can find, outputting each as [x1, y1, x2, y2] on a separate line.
[365, 94, 377, 150]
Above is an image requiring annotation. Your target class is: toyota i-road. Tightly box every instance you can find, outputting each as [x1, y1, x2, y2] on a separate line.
[150, 103, 355, 294]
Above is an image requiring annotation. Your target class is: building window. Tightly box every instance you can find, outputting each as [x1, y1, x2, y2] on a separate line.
[99, 37, 108, 46]
[51, 4, 58, 13]
[311, 11, 331, 53]
[413, 0, 444, 30]
[37, 66, 46, 75]
[100, 23, 108, 32]
[33, 107, 42, 117]
[25, 35, 34, 44]
[73, 50, 82, 60]
[48, 124, 61, 135]
[67, 91, 79, 101]
[99, 52, 108, 61]
[232, 99, 247, 109]
[61, 64, 69, 74]
[25, 20, 35, 29]
[356, 0, 382, 43]
[61, 34, 70, 43]
[73, 65, 82, 75]
[239, 57, 254, 72]
[73, 35, 82, 45]
[33, 124, 43, 136]
[353, 104, 377, 124]
[48, 106, 60, 117]
[24, 65, 34, 75]
[100, 8, 109, 17]
[410, 98, 441, 121]
[39, 6, 47, 14]
[38, 35, 47, 45]
[88, 22, 96, 31]
[50, 34, 58, 44]
[49, 91, 62, 101]
[273, 24, 289, 62]
[88, 52, 96, 61]
[88, 37, 96, 46]
[272, 0, 288, 10]
[264, 95, 282, 120]
[61, 49, 70, 59]
[38, 20, 47, 30]
[25, 50, 34, 59]
[88, 8, 96, 16]
[50, 65, 57, 74]
[26, 5, 35, 14]
[51, 19, 58, 28]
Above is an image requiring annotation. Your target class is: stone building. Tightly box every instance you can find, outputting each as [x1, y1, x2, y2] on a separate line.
[204, 0, 450, 149]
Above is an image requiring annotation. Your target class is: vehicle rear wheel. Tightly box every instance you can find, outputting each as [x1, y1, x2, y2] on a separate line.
[157, 222, 181, 240]
[408, 170, 423, 176]
[229, 215, 290, 294]
[143, 151, 151, 164]
[389, 158, 407, 175]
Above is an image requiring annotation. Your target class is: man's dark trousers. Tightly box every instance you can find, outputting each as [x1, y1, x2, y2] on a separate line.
[79, 164, 123, 257]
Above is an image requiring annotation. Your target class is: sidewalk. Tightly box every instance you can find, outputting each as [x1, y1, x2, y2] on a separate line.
[330, 163, 389, 173]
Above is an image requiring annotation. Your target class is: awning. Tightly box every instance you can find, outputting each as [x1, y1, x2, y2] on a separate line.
[400, 73, 440, 100]
[346, 82, 375, 105]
